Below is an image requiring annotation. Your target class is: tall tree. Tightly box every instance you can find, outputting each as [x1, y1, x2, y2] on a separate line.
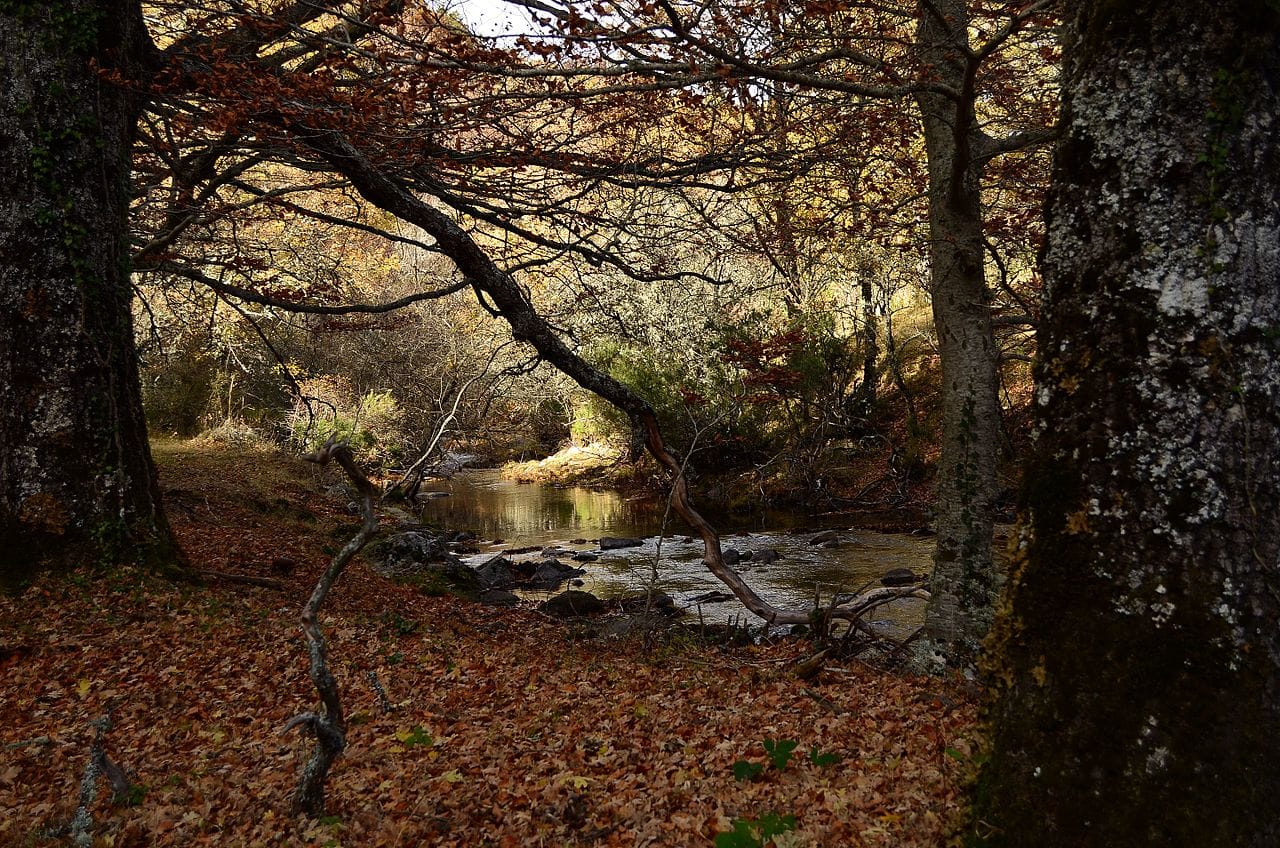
[911, 0, 1005, 668]
[0, 1, 179, 578]
[975, 3, 1280, 843]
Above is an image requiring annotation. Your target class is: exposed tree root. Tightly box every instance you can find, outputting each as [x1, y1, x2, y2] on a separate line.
[286, 437, 379, 817]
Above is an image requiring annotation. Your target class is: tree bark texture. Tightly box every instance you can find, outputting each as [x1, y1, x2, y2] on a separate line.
[0, 1, 179, 580]
[913, 0, 1003, 670]
[290, 439, 379, 817]
[975, 4, 1280, 845]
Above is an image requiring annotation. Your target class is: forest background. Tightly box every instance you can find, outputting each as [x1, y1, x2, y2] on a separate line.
[134, 0, 1048, 518]
[3, 1, 1277, 845]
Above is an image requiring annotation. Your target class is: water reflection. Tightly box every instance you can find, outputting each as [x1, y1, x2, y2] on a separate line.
[420, 470, 933, 626]
[419, 471, 662, 543]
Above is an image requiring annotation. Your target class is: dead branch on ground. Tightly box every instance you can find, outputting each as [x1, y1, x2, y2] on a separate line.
[70, 716, 132, 847]
[285, 436, 379, 817]
[199, 570, 286, 590]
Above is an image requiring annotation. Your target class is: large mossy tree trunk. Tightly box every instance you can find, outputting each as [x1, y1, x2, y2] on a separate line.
[975, 4, 1280, 845]
[912, 0, 1003, 671]
[0, 1, 179, 582]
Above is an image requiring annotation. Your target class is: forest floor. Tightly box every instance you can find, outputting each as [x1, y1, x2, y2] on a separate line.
[0, 440, 978, 847]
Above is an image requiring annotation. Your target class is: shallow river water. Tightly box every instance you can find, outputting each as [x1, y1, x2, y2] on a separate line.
[418, 470, 933, 627]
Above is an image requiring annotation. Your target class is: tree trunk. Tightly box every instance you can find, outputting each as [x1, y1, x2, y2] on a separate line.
[912, 0, 1003, 670]
[975, 4, 1280, 844]
[0, 1, 179, 581]
[848, 265, 879, 424]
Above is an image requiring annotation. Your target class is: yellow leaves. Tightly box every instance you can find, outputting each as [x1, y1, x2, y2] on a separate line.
[559, 774, 593, 790]
[393, 725, 434, 746]
[440, 769, 465, 784]
[1065, 509, 1090, 535]
[76, 678, 91, 698]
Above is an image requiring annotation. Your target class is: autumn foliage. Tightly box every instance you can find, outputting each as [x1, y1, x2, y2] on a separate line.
[0, 441, 975, 846]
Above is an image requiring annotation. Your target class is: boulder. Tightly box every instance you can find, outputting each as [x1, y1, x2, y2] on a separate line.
[526, 559, 587, 590]
[809, 530, 841, 545]
[599, 536, 644, 550]
[880, 568, 921, 587]
[475, 556, 516, 588]
[690, 590, 735, 604]
[404, 561, 482, 599]
[753, 549, 782, 564]
[375, 531, 452, 574]
[571, 551, 599, 562]
[722, 548, 741, 565]
[540, 590, 606, 618]
[616, 591, 679, 616]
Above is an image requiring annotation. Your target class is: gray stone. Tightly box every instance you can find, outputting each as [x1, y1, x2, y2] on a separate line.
[616, 591, 678, 615]
[526, 559, 587, 590]
[881, 568, 921, 587]
[540, 590, 605, 618]
[475, 555, 516, 588]
[599, 536, 644, 550]
[376, 531, 452, 574]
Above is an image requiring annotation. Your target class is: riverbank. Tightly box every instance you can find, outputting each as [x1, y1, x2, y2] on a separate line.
[1, 439, 977, 846]
[501, 441, 936, 534]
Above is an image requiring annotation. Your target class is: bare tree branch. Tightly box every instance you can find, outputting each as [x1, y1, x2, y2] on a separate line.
[286, 437, 379, 817]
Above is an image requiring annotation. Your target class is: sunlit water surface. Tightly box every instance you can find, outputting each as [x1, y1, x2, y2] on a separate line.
[418, 470, 933, 627]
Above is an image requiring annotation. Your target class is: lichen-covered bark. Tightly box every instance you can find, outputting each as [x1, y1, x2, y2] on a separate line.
[913, 0, 1003, 670]
[975, 4, 1280, 844]
[0, 1, 179, 581]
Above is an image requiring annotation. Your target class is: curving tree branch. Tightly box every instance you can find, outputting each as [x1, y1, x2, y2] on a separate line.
[286, 436, 379, 817]
[296, 125, 927, 628]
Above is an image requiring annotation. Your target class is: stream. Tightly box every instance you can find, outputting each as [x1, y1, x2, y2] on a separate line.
[417, 469, 934, 628]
